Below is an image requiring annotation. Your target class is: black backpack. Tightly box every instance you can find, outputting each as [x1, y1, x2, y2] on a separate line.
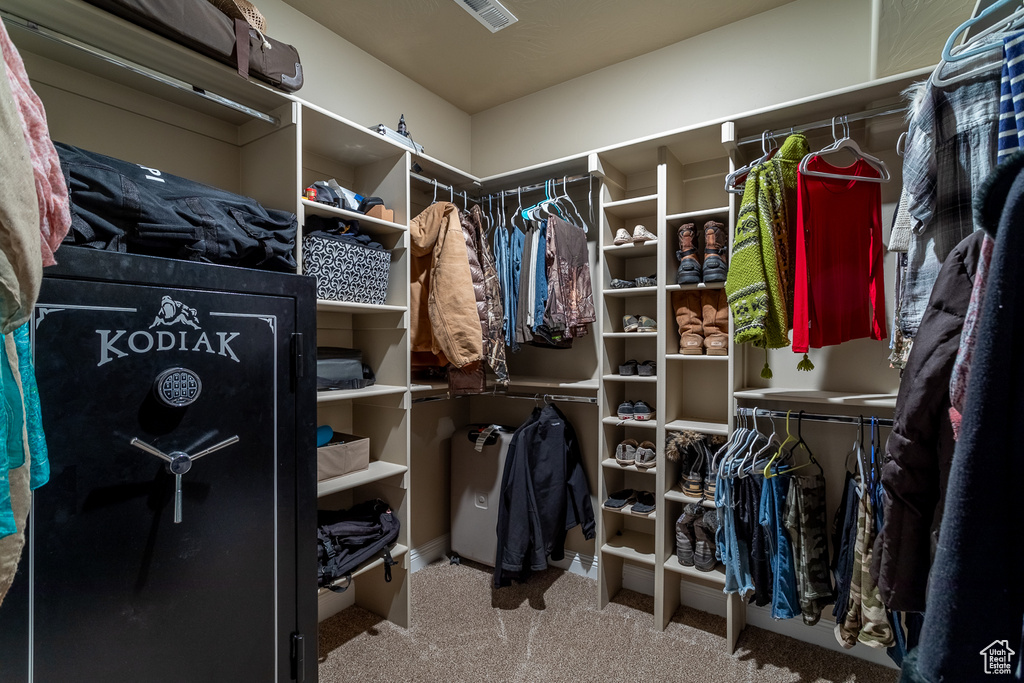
[317, 499, 399, 592]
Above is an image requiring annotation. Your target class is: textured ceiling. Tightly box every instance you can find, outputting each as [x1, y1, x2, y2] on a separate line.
[279, 0, 796, 114]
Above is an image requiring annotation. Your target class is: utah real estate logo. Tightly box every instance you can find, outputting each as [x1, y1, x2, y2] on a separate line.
[980, 640, 1016, 675]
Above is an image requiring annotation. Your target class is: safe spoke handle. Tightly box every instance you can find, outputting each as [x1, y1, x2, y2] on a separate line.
[130, 438, 173, 463]
[190, 435, 240, 461]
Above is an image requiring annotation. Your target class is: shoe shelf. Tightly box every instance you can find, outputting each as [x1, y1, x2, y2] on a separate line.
[316, 300, 408, 314]
[317, 543, 409, 596]
[663, 555, 727, 588]
[603, 332, 658, 338]
[316, 384, 409, 403]
[601, 530, 657, 566]
[317, 461, 409, 498]
[664, 485, 716, 508]
[602, 416, 657, 429]
[602, 504, 657, 521]
[602, 374, 658, 383]
[665, 282, 726, 292]
[505, 376, 600, 391]
[602, 194, 659, 219]
[602, 286, 659, 298]
[665, 206, 730, 222]
[664, 418, 729, 436]
[301, 198, 407, 235]
[733, 388, 898, 409]
[602, 242, 658, 258]
[602, 457, 657, 474]
[664, 353, 728, 362]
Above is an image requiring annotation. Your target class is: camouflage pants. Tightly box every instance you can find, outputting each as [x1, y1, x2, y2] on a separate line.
[837, 484, 895, 649]
[784, 474, 835, 626]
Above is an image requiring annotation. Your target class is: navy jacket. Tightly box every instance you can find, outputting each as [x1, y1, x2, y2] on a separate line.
[493, 404, 595, 588]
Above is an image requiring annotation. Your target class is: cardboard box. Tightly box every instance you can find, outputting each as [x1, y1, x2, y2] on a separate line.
[316, 432, 370, 481]
[365, 204, 394, 223]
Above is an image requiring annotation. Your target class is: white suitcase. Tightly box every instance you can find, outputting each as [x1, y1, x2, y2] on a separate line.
[450, 424, 515, 566]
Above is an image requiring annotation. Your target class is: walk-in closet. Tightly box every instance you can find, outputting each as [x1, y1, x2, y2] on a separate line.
[0, 0, 1018, 682]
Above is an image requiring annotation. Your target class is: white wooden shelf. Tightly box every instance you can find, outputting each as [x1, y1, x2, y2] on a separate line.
[410, 381, 447, 394]
[317, 462, 408, 498]
[665, 282, 726, 292]
[602, 242, 658, 258]
[602, 374, 658, 383]
[602, 417, 657, 429]
[316, 299, 407, 314]
[664, 486, 716, 508]
[666, 206, 730, 222]
[601, 457, 657, 474]
[301, 198, 407, 234]
[602, 286, 658, 298]
[317, 543, 409, 595]
[732, 388, 898, 409]
[603, 194, 659, 219]
[663, 555, 727, 587]
[665, 353, 728, 362]
[317, 384, 408, 403]
[665, 419, 729, 435]
[602, 503, 657, 520]
[603, 332, 658, 338]
[601, 530, 656, 565]
[506, 376, 600, 391]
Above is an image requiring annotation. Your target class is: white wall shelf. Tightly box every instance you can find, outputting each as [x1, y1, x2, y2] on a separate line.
[666, 206, 730, 222]
[602, 374, 658, 383]
[602, 194, 659, 219]
[301, 198, 407, 234]
[601, 531, 656, 565]
[317, 543, 409, 596]
[664, 486, 716, 508]
[602, 504, 658, 521]
[317, 462, 409, 498]
[665, 282, 726, 292]
[663, 555, 727, 587]
[602, 286, 659, 298]
[603, 332, 658, 338]
[601, 417, 657, 429]
[316, 300, 408, 314]
[602, 458, 657, 474]
[664, 419, 729, 436]
[316, 385, 408, 403]
[664, 354, 728, 362]
[602, 242, 658, 257]
[733, 388, 898, 409]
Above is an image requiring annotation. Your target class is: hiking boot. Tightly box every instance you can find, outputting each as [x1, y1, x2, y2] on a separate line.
[676, 503, 705, 567]
[672, 290, 703, 354]
[675, 223, 701, 285]
[702, 221, 728, 282]
[701, 289, 729, 356]
[694, 509, 719, 572]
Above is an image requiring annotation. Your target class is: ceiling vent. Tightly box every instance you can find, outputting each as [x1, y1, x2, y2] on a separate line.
[453, 0, 518, 33]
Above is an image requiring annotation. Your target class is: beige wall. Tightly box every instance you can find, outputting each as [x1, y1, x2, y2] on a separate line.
[257, 0, 472, 170]
[469, 0, 874, 177]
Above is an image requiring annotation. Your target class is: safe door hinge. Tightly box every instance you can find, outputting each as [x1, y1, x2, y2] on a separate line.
[291, 632, 305, 682]
[291, 332, 305, 381]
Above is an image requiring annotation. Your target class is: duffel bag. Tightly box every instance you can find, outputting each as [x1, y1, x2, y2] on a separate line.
[57, 142, 298, 272]
[317, 499, 400, 592]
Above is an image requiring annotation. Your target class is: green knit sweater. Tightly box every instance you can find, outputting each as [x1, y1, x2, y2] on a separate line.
[725, 134, 809, 349]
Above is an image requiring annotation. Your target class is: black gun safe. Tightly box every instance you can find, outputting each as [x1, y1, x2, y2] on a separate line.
[0, 248, 317, 682]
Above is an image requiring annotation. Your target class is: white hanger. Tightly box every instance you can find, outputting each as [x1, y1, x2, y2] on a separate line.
[725, 130, 778, 195]
[798, 116, 891, 184]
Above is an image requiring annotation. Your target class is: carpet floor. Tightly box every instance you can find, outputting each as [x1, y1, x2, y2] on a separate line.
[318, 561, 899, 683]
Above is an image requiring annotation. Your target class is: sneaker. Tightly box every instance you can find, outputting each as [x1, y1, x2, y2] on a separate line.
[676, 503, 705, 567]
[609, 278, 635, 289]
[615, 439, 639, 465]
[634, 441, 657, 469]
[618, 359, 638, 376]
[634, 274, 657, 287]
[613, 228, 633, 245]
[694, 509, 719, 571]
[616, 401, 635, 420]
[632, 224, 657, 243]
[637, 316, 657, 332]
[632, 400, 655, 421]
[603, 488, 636, 509]
[637, 360, 656, 376]
[631, 490, 656, 515]
[622, 314, 640, 332]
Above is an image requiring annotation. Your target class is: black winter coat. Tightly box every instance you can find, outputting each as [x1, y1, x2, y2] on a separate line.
[872, 229, 984, 612]
[493, 404, 596, 588]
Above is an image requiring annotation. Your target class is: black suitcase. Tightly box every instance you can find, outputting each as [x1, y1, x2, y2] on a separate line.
[83, 0, 304, 92]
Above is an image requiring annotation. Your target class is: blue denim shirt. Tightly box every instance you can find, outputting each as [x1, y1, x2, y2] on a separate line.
[533, 220, 548, 330]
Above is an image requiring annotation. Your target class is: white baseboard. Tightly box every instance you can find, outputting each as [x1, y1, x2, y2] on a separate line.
[317, 584, 355, 623]
[549, 549, 598, 580]
[622, 563, 656, 596]
[676, 581, 898, 670]
[410, 534, 451, 573]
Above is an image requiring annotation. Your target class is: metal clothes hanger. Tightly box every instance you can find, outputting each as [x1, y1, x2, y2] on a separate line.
[432, 179, 438, 205]
[746, 411, 781, 477]
[764, 410, 797, 478]
[725, 130, 778, 195]
[781, 411, 822, 476]
[798, 116, 891, 183]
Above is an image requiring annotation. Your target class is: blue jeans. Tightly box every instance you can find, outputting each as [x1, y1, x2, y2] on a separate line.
[759, 475, 799, 619]
[716, 476, 754, 595]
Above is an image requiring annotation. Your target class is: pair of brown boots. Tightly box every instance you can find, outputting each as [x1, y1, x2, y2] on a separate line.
[672, 289, 728, 355]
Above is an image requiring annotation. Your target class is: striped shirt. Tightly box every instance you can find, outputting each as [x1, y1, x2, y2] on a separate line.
[998, 32, 1024, 161]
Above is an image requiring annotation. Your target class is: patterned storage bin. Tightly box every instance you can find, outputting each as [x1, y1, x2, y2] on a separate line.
[302, 233, 391, 305]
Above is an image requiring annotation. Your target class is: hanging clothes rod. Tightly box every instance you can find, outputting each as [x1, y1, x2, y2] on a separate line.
[412, 391, 597, 405]
[737, 407, 893, 428]
[735, 103, 906, 147]
[481, 174, 592, 199]
[410, 172, 592, 203]
[0, 11, 280, 126]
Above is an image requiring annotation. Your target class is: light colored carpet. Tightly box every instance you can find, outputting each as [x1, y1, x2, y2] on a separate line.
[318, 560, 899, 683]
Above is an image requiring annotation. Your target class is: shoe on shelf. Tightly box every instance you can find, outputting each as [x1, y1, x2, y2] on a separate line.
[693, 509, 720, 571]
[634, 441, 657, 469]
[702, 220, 728, 283]
[634, 274, 657, 288]
[613, 228, 633, 246]
[637, 360, 656, 376]
[603, 488, 636, 509]
[676, 223, 702, 285]
[701, 289, 729, 356]
[632, 400, 655, 421]
[618, 359, 639, 376]
[637, 316, 657, 332]
[610, 278, 635, 289]
[632, 224, 657, 243]
[676, 502, 705, 567]
[672, 290, 703, 354]
[631, 490, 656, 515]
[622, 314, 640, 332]
[617, 400, 635, 420]
[615, 439, 639, 465]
